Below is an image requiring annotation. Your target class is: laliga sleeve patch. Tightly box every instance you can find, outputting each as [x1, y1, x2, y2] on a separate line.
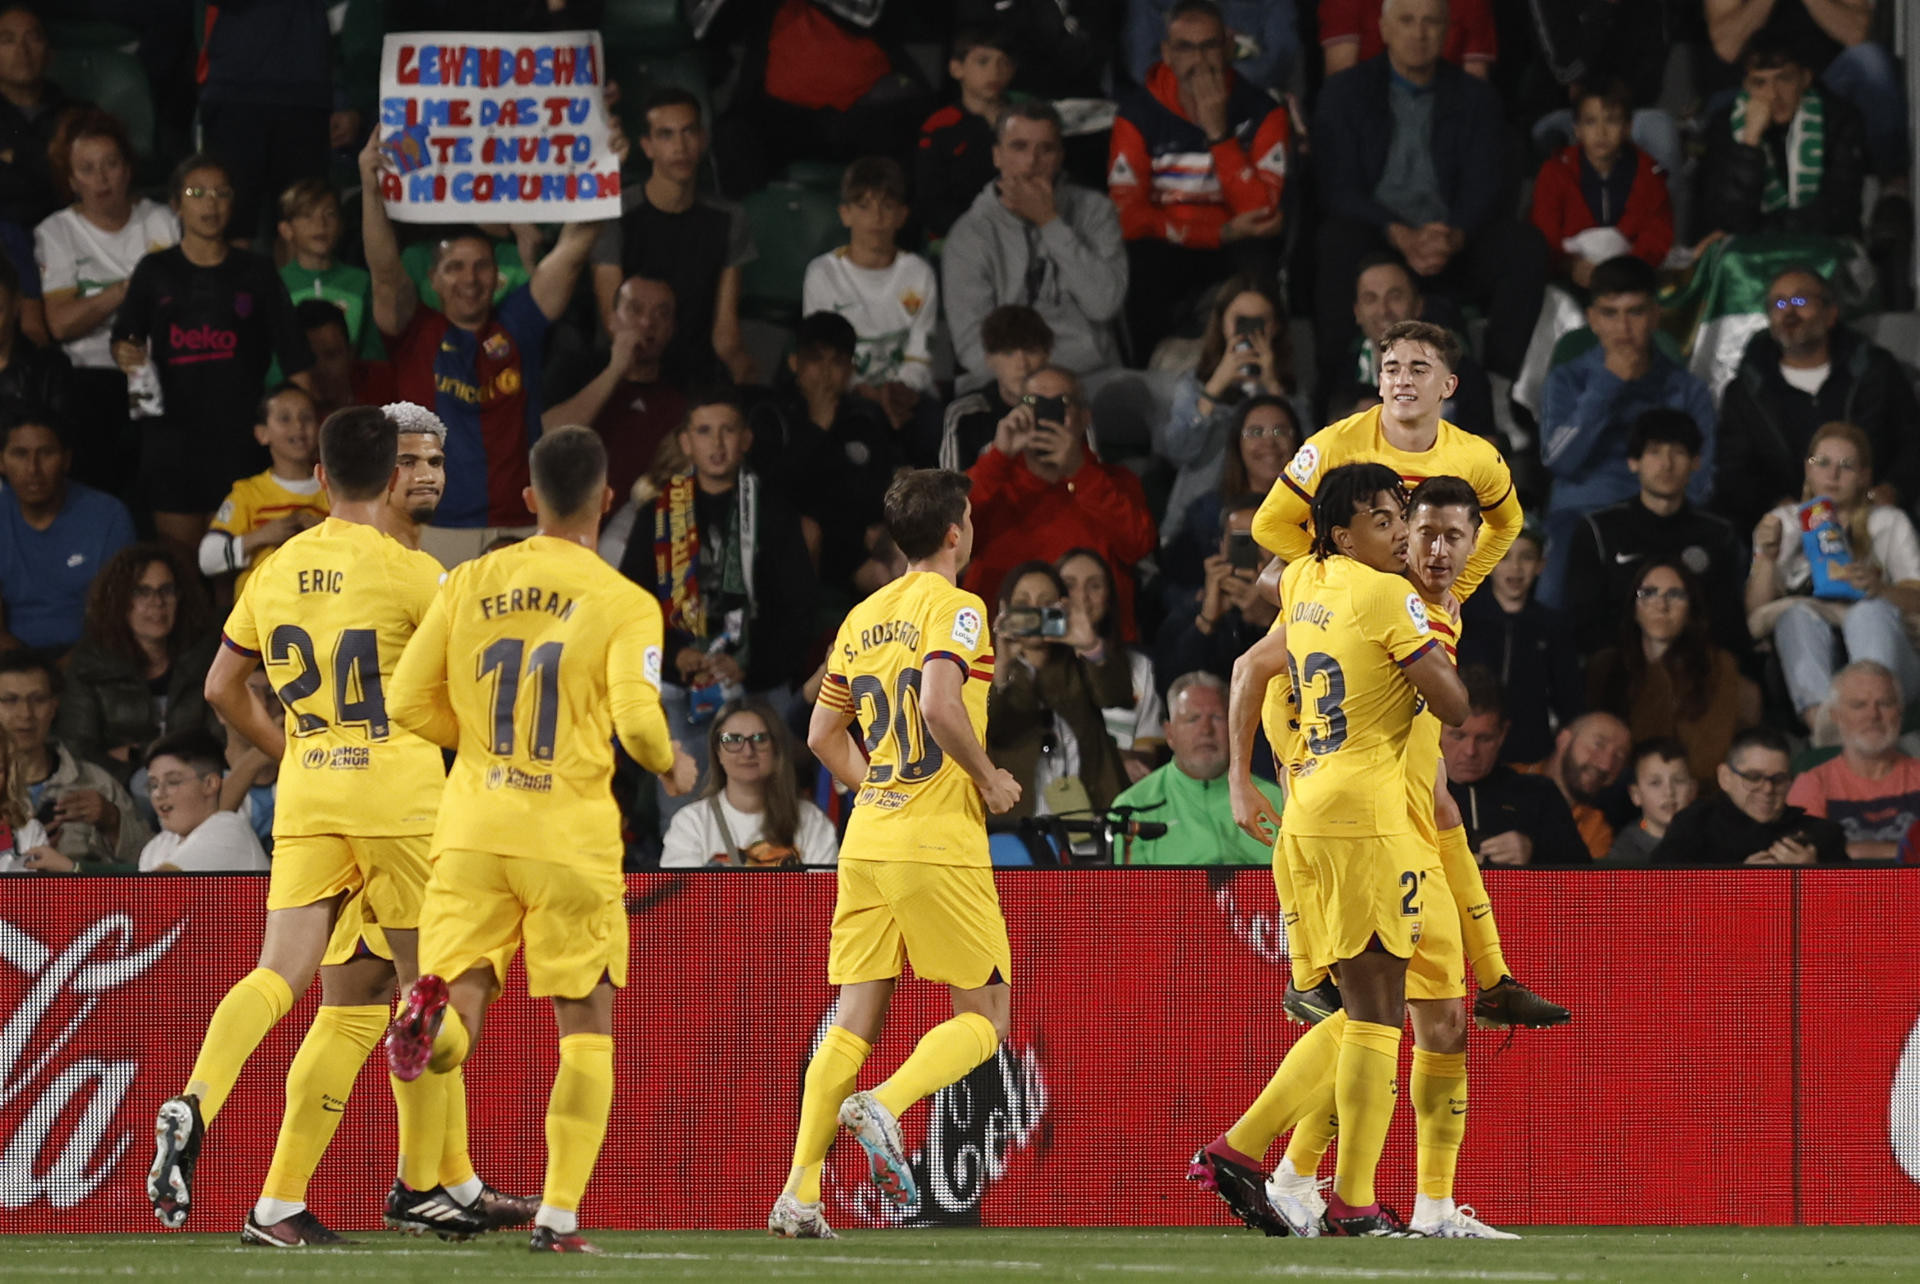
[1405, 592, 1430, 634]
[952, 606, 982, 650]
[643, 645, 663, 690]
[1286, 442, 1320, 486]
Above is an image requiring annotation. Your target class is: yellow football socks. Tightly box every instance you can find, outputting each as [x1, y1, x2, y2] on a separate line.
[1282, 1084, 1338, 1178]
[1411, 1049, 1468, 1200]
[872, 1012, 999, 1120]
[439, 1065, 478, 1191]
[1331, 1020, 1402, 1208]
[185, 967, 296, 1123]
[1439, 825, 1509, 986]
[542, 1034, 615, 1215]
[429, 1004, 471, 1074]
[1224, 1010, 1347, 1158]
[785, 1025, 872, 1204]
[257, 1004, 385, 1204]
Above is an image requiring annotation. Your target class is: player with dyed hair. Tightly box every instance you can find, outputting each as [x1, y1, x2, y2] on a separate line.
[381, 402, 450, 551]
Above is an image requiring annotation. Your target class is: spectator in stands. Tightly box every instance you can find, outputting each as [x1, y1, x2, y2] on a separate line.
[1161, 394, 1299, 600]
[0, 650, 147, 869]
[1109, 0, 1288, 358]
[1515, 710, 1632, 860]
[1562, 409, 1750, 661]
[275, 179, 375, 359]
[945, 101, 1128, 381]
[0, 254, 69, 415]
[1529, 77, 1676, 289]
[592, 89, 753, 386]
[1525, 7, 1684, 177]
[197, 0, 334, 245]
[754, 312, 901, 594]
[1606, 737, 1696, 864]
[940, 304, 1052, 471]
[916, 27, 1016, 242]
[1126, 0, 1301, 96]
[57, 543, 217, 788]
[1788, 660, 1920, 862]
[1653, 726, 1845, 864]
[1442, 667, 1591, 865]
[1156, 499, 1277, 695]
[0, 407, 132, 654]
[802, 157, 939, 452]
[1154, 277, 1291, 544]
[956, 0, 1116, 102]
[1058, 547, 1165, 784]
[198, 383, 326, 586]
[1327, 253, 1492, 435]
[361, 139, 604, 566]
[1716, 266, 1920, 531]
[1311, 0, 1544, 380]
[296, 299, 389, 420]
[987, 559, 1128, 822]
[609, 392, 816, 820]
[1537, 256, 1716, 608]
[1320, 0, 1497, 78]
[965, 365, 1156, 638]
[1747, 422, 1920, 732]
[661, 699, 838, 868]
[113, 153, 312, 554]
[1694, 31, 1866, 241]
[544, 276, 685, 504]
[1111, 671, 1279, 865]
[1588, 558, 1759, 786]
[0, 723, 57, 871]
[137, 730, 268, 873]
[1459, 531, 1584, 766]
[0, 5, 65, 228]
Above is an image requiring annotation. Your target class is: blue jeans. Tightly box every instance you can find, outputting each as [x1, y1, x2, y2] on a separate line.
[1773, 596, 1920, 715]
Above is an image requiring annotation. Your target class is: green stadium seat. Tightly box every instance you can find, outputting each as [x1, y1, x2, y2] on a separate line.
[781, 160, 846, 196]
[44, 20, 141, 53]
[50, 47, 155, 161]
[739, 182, 846, 323]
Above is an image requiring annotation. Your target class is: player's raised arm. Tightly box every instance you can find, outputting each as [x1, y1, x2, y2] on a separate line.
[389, 588, 459, 749]
[921, 657, 1021, 814]
[1251, 444, 1316, 564]
[1227, 625, 1287, 846]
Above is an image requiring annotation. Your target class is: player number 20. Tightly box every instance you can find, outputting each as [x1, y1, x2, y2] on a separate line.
[479, 638, 564, 762]
[269, 625, 388, 740]
[849, 667, 944, 784]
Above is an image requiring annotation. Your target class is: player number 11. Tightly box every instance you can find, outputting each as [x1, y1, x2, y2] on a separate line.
[479, 637, 564, 762]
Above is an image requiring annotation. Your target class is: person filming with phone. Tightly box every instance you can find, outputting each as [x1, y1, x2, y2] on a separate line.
[964, 365, 1156, 639]
[1154, 500, 1277, 693]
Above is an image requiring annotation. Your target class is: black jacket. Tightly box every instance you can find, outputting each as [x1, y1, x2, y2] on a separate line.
[0, 339, 73, 420]
[1446, 764, 1592, 866]
[1714, 326, 1920, 532]
[1650, 794, 1846, 865]
[1694, 88, 1866, 240]
[1563, 497, 1751, 661]
[1456, 597, 1585, 767]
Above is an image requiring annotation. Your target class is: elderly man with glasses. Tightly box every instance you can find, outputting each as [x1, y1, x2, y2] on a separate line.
[1652, 727, 1845, 865]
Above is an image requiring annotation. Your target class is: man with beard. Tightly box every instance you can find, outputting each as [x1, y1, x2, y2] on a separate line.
[1441, 670, 1592, 866]
[1110, 671, 1280, 865]
[1786, 660, 1920, 863]
[380, 402, 449, 555]
[1516, 711, 1631, 860]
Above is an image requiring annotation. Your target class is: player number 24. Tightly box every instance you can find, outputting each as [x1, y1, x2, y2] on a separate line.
[270, 625, 388, 739]
[850, 666, 944, 784]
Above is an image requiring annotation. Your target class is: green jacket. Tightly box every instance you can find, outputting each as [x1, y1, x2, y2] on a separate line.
[1110, 763, 1284, 866]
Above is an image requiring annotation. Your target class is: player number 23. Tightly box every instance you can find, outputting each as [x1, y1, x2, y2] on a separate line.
[1293, 651, 1349, 755]
[850, 666, 944, 785]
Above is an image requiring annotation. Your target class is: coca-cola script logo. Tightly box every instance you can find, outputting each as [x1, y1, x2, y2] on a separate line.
[1892, 1012, 1920, 1187]
[1, 914, 184, 1208]
[1211, 877, 1289, 967]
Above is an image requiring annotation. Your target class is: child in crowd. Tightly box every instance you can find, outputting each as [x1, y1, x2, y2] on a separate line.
[801, 157, 939, 448]
[1607, 738, 1696, 864]
[915, 27, 1017, 241]
[1458, 529, 1585, 766]
[1529, 77, 1674, 289]
[275, 179, 377, 358]
[197, 383, 327, 586]
[939, 303, 1052, 470]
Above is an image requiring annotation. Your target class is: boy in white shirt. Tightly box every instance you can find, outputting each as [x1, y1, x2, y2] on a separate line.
[138, 731, 269, 873]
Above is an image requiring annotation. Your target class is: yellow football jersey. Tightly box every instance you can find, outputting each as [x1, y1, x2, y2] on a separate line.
[1281, 554, 1438, 837]
[1251, 405, 1521, 601]
[1402, 594, 1460, 836]
[222, 517, 446, 837]
[389, 535, 675, 871]
[819, 570, 994, 866]
[209, 469, 331, 590]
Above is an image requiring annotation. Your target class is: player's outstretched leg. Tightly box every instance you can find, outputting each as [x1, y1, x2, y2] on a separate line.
[147, 1093, 205, 1230]
[1437, 825, 1570, 1029]
[769, 1023, 872, 1239]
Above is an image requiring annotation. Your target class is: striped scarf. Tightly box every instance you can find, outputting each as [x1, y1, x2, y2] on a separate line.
[1731, 87, 1825, 214]
[649, 469, 759, 654]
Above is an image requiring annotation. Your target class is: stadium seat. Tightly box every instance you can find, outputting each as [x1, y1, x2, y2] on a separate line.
[988, 833, 1036, 867]
[43, 20, 140, 53]
[781, 159, 846, 196]
[50, 47, 154, 161]
[739, 182, 846, 323]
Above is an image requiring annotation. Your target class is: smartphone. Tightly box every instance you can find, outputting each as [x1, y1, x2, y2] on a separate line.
[1002, 605, 1069, 638]
[1023, 393, 1068, 425]
[1226, 530, 1261, 571]
[1233, 315, 1266, 338]
[34, 794, 57, 827]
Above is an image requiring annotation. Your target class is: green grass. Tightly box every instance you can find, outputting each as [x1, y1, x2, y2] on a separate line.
[3, 1228, 1917, 1283]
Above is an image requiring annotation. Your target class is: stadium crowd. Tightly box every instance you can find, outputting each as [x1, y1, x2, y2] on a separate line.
[0, 0, 1917, 873]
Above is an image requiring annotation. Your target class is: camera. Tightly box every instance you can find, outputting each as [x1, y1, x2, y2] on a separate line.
[1002, 605, 1069, 639]
[1226, 530, 1261, 571]
[1023, 393, 1068, 425]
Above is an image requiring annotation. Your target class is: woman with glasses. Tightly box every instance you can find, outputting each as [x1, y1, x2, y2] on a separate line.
[661, 700, 838, 868]
[110, 152, 313, 556]
[1159, 393, 1301, 609]
[1057, 547, 1164, 784]
[55, 544, 218, 794]
[1745, 421, 1920, 734]
[1588, 557, 1758, 786]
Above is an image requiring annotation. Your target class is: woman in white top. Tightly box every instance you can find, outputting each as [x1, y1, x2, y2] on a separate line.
[1747, 421, 1920, 727]
[661, 701, 838, 868]
[36, 108, 178, 370]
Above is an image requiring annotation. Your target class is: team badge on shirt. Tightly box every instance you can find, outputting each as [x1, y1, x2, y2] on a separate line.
[1286, 442, 1319, 486]
[483, 332, 511, 359]
[953, 607, 982, 650]
[900, 289, 925, 317]
[1405, 593, 1430, 634]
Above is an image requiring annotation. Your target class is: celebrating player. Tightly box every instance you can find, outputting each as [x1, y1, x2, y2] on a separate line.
[383, 426, 696, 1255]
[150, 407, 475, 1240]
[767, 468, 1022, 1240]
[381, 403, 449, 551]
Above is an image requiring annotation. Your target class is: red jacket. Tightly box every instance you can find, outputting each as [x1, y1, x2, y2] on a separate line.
[1530, 145, 1673, 270]
[963, 446, 1157, 640]
[1108, 63, 1287, 250]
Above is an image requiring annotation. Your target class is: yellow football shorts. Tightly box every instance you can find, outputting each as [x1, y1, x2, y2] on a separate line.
[827, 859, 1012, 990]
[270, 833, 430, 927]
[1402, 853, 1466, 1001]
[311, 835, 434, 967]
[417, 848, 623, 1000]
[1274, 829, 1330, 988]
[1284, 830, 1426, 967]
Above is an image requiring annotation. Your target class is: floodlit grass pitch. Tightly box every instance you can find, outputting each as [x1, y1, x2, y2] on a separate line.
[1, 1228, 1915, 1283]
